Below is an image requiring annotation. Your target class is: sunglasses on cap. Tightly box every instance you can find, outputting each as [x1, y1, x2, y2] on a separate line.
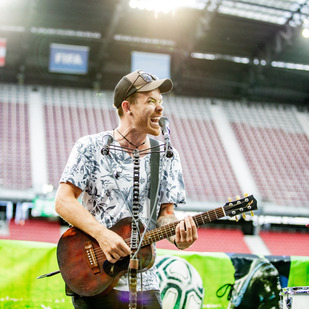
[124, 70, 159, 101]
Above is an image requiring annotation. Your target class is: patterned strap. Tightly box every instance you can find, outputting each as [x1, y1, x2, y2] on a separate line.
[149, 138, 160, 230]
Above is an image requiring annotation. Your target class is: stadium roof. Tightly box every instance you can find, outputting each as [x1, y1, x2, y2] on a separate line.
[0, 0, 309, 106]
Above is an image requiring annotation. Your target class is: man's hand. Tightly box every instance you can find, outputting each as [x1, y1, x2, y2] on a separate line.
[96, 228, 131, 263]
[174, 216, 198, 250]
[157, 203, 198, 250]
[56, 182, 131, 263]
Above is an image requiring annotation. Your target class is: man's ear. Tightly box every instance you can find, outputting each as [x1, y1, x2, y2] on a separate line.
[122, 100, 132, 115]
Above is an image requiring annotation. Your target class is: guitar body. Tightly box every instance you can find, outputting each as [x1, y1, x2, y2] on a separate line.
[57, 217, 155, 297]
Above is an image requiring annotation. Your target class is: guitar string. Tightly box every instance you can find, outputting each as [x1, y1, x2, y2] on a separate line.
[90, 203, 251, 260]
[91, 211, 222, 251]
[91, 212, 226, 261]
[91, 213, 220, 260]
[93, 201, 251, 256]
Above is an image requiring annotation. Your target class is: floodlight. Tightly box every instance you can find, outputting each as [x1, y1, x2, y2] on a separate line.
[302, 28, 309, 38]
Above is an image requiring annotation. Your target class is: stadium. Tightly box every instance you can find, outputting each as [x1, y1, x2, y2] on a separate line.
[1, 1, 309, 308]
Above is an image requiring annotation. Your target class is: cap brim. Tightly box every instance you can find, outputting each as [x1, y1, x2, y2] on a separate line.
[137, 78, 173, 94]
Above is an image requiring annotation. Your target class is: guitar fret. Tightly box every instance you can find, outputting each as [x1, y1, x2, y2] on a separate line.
[195, 214, 202, 225]
[213, 209, 218, 220]
[149, 232, 155, 244]
[162, 227, 168, 239]
[201, 215, 205, 225]
[216, 207, 224, 218]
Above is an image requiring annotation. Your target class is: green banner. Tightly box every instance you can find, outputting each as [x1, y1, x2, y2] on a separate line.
[288, 255, 309, 287]
[0, 240, 71, 308]
[1, 240, 309, 308]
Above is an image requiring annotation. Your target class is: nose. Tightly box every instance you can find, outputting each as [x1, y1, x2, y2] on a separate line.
[156, 103, 164, 113]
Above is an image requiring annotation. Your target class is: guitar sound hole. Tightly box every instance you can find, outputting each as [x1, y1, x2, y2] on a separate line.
[103, 256, 130, 278]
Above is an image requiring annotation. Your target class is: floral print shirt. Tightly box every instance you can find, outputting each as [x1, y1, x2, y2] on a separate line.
[60, 131, 186, 291]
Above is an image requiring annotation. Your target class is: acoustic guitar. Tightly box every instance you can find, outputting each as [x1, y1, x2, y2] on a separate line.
[57, 194, 257, 296]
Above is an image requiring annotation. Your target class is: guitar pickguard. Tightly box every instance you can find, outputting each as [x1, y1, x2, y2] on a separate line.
[103, 256, 130, 278]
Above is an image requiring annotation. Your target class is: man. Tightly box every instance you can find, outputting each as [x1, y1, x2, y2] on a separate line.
[55, 70, 198, 308]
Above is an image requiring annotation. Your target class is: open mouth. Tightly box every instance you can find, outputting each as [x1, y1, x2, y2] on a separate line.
[151, 117, 160, 125]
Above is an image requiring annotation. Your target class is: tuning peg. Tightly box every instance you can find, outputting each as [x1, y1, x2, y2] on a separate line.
[228, 197, 232, 202]
[236, 195, 240, 200]
[244, 193, 248, 197]
[235, 216, 238, 222]
[250, 211, 254, 217]
[242, 213, 246, 220]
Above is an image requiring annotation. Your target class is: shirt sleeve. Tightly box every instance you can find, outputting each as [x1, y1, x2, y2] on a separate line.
[159, 148, 186, 206]
[59, 135, 97, 191]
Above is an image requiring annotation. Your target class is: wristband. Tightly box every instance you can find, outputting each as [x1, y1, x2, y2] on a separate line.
[174, 239, 180, 249]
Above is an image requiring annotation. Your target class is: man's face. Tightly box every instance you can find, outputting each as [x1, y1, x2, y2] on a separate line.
[130, 89, 164, 136]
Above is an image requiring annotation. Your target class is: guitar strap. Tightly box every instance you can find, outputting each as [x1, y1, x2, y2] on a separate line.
[149, 138, 160, 230]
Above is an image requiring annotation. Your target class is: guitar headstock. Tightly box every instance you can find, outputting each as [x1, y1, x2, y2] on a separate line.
[223, 194, 257, 220]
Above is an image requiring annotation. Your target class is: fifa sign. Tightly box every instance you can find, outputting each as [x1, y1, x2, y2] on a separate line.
[49, 43, 89, 74]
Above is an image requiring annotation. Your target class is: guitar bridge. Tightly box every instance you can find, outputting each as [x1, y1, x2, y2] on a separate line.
[85, 241, 100, 274]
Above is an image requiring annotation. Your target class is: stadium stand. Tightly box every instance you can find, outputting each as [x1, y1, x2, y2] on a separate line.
[0, 84, 32, 190]
[42, 89, 243, 202]
[163, 96, 242, 202]
[0, 83, 309, 256]
[223, 102, 309, 208]
[43, 87, 118, 188]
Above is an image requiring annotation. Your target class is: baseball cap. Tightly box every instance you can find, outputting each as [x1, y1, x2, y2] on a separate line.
[113, 70, 173, 108]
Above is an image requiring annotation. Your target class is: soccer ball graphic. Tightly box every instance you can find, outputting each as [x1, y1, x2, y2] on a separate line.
[156, 255, 204, 309]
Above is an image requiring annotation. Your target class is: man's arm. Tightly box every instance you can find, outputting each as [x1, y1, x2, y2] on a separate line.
[156, 203, 198, 250]
[55, 182, 130, 263]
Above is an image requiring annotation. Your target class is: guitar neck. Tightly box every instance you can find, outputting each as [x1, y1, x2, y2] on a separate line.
[142, 206, 225, 246]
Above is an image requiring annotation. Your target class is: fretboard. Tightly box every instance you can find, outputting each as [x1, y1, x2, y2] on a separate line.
[141, 206, 225, 247]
